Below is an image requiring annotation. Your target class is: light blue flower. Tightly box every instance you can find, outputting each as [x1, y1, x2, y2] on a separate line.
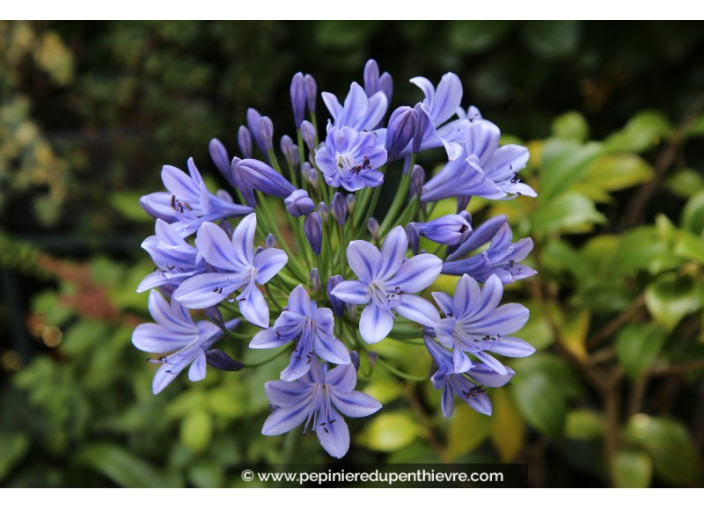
[443, 222, 536, 284]
[173, 214, 288, 328]
[421, 152, 506, 202]
[250, 285, 351, 381]
[261, 361, 381, 458]
[132, 290, 240, 394]
[415, 211, 473, 247]
[424, 335, 515, 417]
[315, 127, 387, 191]
[430, 274, 534, 375]
[331, 226, 442, 343]
[139, 158, 253, 237]
[322, 82, 388, 131]
[137, 219, 205, 294]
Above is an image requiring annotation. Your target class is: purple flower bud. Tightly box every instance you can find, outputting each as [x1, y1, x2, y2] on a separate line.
[456, 195, 471, 214]
[246, 108, 269, 163]
[327, 274, 344, 317]
[367, 351, 378, 371]
[411, 164, 425, 198]
[331, 192, 348, 226]
[259, 116, 274, 152]
[304, 74, 317, 112]
[304, 212, 323, 255]
[290, 72, 306, 128]
[350, 351, 360, 371]
[367, 217, 379, 240]
[310, 268, 320, 292]
[238, 125, 253, 159]
[231, 157, 257, 207]
[346, 194, 356, 214]
[255, 246, 265, 256]
[206, 349, 244, 372]
[285, 189, 315, 217]
[302, 162, 318, 188]
[385, 106, 418, 161]
[209, 138, 235, 186]
[364, 59, 380, 97]
[406, 222, 420, 255]
[204, 306, 225, 328]
[413, 103, 430, 154]
[280, 135, 298, 168]
[417, 212, 473, 247]
[379, 72, 393, 104]
[346, 303, 357, 319]
[317, 201, 329, 222]
[300, 120, 316, 151]
[218, 219, 233, 238]
[266, 233, 277, 248]
[238, 159, 295, 198]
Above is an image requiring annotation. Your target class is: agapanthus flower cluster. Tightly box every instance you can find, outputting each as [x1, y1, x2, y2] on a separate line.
[133, 60, 537, 459]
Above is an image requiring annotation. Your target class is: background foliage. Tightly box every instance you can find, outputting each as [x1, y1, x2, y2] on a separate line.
[2, 20, 704, 488]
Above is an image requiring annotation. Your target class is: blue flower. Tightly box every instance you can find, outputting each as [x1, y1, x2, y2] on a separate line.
[315, 127, 387, 192]
[424, 336, 515, 417]
[139, 158, 253, 237]
[261, 362, 381, 458]
[250, 285, 351, 381]
[415, 212, 473, 247]
[137, 219, 205, 294]
[322, 82, 388, 131]
[443, 222, 536, 284]
[421, 152, 505, 203]
[462, 120, 536, 198]
[430, 274, 534, 375]
[173, 214, 288, 328]
[410, 73, 463, 128]
[132, 290, 240, 394]
[331, 226, 442, 343]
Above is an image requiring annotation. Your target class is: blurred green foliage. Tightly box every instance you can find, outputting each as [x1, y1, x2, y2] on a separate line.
[2, 21, 704, 488]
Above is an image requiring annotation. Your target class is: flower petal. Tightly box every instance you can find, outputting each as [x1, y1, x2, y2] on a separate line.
[488, 336, 535, 358]
[393, 294, 440, 327]
[188, 350, 207, 381]
[331, 280, 370, 305]
[470, 303, 530, 336]
[173, 273, 244, 309]
[330, 391, 382, 418]
[315, 329, 351, 366]
[264, 380, 312, 407]
[196, 222, 240, 271]
[377, 226, 408, 281]
[316, 409, 350, 459]
[231, 213, 257, 267]
[468, 364, 515, 387]
[359, 304, 394, 344]
[262, 401, 312, 435]
[132, 323, 194, 353]
[250, 327, 289, 349]
[385, 253, 442, 293]
[254, 248, 288, 284]
[347, 241, 382, 283]
[238, 286, 269, 328]
[324, 363, 357, 393]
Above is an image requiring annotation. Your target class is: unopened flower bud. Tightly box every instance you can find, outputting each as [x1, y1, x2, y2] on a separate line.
[331, 192, 348, 226]
[280, 135, 298, 168]
[266, 233, 277, 249]
[259, 116, 274, 152]
[346, 194, 356, 214]
[385, 106, 418, 161]
[317, 202, 329, 222]
[300, 120, 316, 151]
[238, 125, 253, 159]
[304, 212, 323, 255]
[406, 222, 420, 255]
[411, 164, 425, 198]
[367, 217, 379, 240]
[327, 275, 344, 317]
[290, 72, 306, 128]
[310, 268, 320, 292]
[218, 219, 233, 238]
[304, 74, 317, 112]
[285, 189, 315, 217]
[209, 138, 234, 186]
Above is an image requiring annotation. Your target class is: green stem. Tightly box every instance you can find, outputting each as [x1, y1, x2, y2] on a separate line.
[242, 345, 292, 368]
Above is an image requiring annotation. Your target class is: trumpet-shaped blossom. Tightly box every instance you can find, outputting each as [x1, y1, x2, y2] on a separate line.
[425, 336, 515, 417]
[132, 290, 241, 394]
[173, 214, 288, 327]
[442, 223, 536, 284]
[261, 362, 381, 458]
[331, 226, 442, 343]
[137, 219, 205, 294]
[415, 211, 473, 247]
[430, 274, 534, 374]
[410, 73, 463, 128]
[250, 285, 350, 381]
[421, 153, 506, 203]
[322, 82, 388, 132]
[315, 127, 387, 191]
[139, 158, 253, 237]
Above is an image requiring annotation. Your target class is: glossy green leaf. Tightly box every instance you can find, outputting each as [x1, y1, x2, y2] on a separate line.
[551, 111, 589, 142]
[665, 169, 704, 198]
[613, 451, 653, 488]
[645, 273, 702, 331]
[615, 323, 667, 380]
[510, 371, 567, 437]
[604, 111, 672, 152]
[533, 191, 606, 234]
[625, 415, 699, 486]
[537, 139, 603, 203]
[681, 191, 704, 236]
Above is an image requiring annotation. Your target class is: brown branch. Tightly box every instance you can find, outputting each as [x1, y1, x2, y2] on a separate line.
[586, 294, 645, 350]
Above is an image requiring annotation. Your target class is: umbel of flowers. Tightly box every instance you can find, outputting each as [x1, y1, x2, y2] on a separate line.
[132, 60, 537, 458]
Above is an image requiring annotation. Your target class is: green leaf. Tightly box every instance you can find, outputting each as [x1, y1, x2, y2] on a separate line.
[0, 433, 30, 481]
[449, 21, 514, 53]
[489, 388, 525, 462]
[604, 111, 672, 153]
[551, 111, 589, 142]
[359, 413, 423, 452]
[581, 154, 654, 192]
[615, 324, 667, 380]
[609, 227, 666, 278]
[76, 444, 171, 487]
[645, 273, 702, 331]
[180, 410, 213, 453]
[510, 371, 567, 437]
[111, 191, 153, 222]
[625, 415, 699, 486]
[521, 21, 581, 58]
[537, 139, 603, 203]
[681, 190, 704, 235]
[665, 169, 704, 198]
[565, 409, 603, 441]
[613, 451, 653, 488]
[447, 403, 491, 458]
[533, 191, 606, 234]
